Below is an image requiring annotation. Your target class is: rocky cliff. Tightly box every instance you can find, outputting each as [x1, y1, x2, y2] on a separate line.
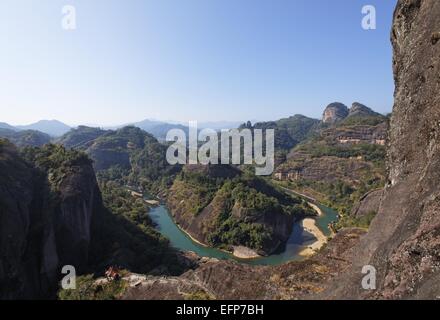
[0, 141, 102, 299]
[276, 103, 387, 217]
[322, 103, 349, 124]
[321, 0, 440, 299]
[74, 228, 365, 300]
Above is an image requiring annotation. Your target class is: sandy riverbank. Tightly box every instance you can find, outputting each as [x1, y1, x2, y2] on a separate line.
[308, 202, 323, 216]
[176, 223, 261, 259]
[299, 202, 327, 257]
[232, 246, 261, 259]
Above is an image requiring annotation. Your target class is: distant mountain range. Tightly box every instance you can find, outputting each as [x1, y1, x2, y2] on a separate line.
[15, 120, 72, 137]
[0, 128, 51, 147]
[0, 118, 245, 143]
[0, 104, 386, 145]
[0, 122, 19, 131]
[108, 119, 243, 141]
[0, 120, 72, 137]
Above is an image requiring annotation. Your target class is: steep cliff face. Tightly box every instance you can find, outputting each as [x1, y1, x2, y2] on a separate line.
[322, 103, 349, 124]
[277, 103, 387, 217]
[350, 189, 383, 218]
[322, 0, 440, 299]
[0, 141, 102, 299]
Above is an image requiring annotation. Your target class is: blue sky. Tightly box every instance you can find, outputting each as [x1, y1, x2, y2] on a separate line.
[0, 0, 397, 126]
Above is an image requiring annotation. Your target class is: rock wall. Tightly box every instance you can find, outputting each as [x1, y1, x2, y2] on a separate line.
[322, 0, 440, 299]
[0, 143, 102, 299]
[350, 189, 383, 218]
[322, 103, 349, 124]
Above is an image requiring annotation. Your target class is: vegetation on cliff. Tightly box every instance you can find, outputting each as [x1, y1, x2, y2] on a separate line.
[0, 128, 51, 147]
[69, 126, 182, 194]
[167, 165, 314, 254]
[275, 108, 388, 226]
[88, 181, 184, 275]
[57, 126, 109, 149]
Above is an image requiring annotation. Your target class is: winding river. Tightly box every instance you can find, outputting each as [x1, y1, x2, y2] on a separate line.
[148, 203, 338, 266]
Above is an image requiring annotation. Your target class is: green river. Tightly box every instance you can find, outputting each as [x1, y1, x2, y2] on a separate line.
[149, 204, 338, 266]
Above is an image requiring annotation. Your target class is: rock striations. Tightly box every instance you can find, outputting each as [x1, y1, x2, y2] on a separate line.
[321, 0, 440, 299]
[0, 141, 102, 299]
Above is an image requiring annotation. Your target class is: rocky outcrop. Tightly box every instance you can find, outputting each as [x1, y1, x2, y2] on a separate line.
[350, 189, 383, 218]
[322, 102, 386, 125]
[321, 122, 388, 145]
[279, 156, 379, 184]
[321, 0, 440, 299]
[322, 103, 349, 124]
[117, 228, 366, 300]
[348, 102, 383, 118]
[0, 142, 102, 299]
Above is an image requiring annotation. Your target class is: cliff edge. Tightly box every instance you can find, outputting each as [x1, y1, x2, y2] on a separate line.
[321, 0, 440, 299]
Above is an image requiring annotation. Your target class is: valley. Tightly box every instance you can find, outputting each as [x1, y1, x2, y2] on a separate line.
[59, 103, 386, 299]
[2, 0, 440, 303]
[0, 100, 383, 299]
[2, 0, 440, 300]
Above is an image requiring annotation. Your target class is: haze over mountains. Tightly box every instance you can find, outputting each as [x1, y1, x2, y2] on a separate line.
[2, 0, 439, 302]
[1, 103, 385, 141]
[0, 118, 245, 141]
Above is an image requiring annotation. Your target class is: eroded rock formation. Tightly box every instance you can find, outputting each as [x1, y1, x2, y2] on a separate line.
[0, 142, 102, 299]
[322, 103, 349, 124]
[321, 0, 440, 299]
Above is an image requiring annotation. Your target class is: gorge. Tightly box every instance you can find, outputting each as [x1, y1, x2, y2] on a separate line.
[1, 0, 440, 300]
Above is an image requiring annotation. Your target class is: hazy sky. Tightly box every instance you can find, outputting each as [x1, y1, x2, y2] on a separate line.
[0, 0, 397, 126]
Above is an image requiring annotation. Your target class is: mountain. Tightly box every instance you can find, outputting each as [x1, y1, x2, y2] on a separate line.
[198, 121, 244, 130]
[0, 141, 101, 299]
[136, 121, 189, 141]
[17, 120, 71, 137]
[0, 128, 51, 147]
[322, 102, 386, 126]
[0, 141, 184, 299]
[113, 119, 189, 141]
[105, 1, 440, 299]
[239, 114, 320, 166]
[85, 126, 181, 193]
[119, 119, 242, 140]
[57, 126, 109, 149]
[347, 102, 382, 118]
[275, 103, 388, 222]
[247, 115, 320, 151]
[0, 122, 18, 131]
[322, 102, 349, 124]
[166, 164, 314, 255]
[3, 0, 439, 301]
